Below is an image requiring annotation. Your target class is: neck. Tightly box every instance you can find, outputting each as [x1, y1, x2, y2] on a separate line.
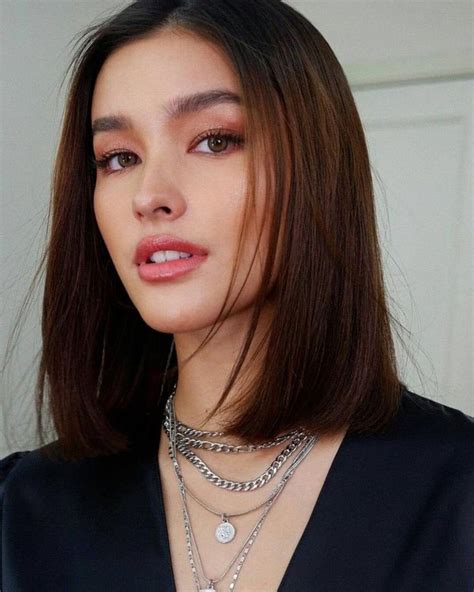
[170, 306, 273, 444]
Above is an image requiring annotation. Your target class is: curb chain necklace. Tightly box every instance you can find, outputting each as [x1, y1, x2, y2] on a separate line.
[168, 386, 316, 592]
[163, 390, 309, 493]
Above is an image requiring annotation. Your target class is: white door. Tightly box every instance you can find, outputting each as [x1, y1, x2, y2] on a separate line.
[354, 79, 473, 415]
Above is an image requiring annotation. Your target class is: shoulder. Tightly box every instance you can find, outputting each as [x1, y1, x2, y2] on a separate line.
[342, 388, 474, 541]
[346, 386, 474, 489]
[0, 443, 158, 588]
[397, 386, 474, 450]
[0, 442, 146, 560]
[0, 442, 75, 493]
[0, 443, 68, 514]
[0, 450, 32, 500]
[371, 386, 474, 484]
[400, 386, 473, 425]
[0, 441, 148, 518]
[391, 389, 474, 551]
[0, 441, 142, 494]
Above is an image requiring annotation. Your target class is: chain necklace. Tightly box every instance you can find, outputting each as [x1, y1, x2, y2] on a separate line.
[163, 383, 300, 452]
[163, 423, 298, 453]
[163, 386, 309, 493]
[163, 414, 299, 453]
[167, 386, 317, 591]
[167, 433, 315, 546]
[163, 383, 311, 543]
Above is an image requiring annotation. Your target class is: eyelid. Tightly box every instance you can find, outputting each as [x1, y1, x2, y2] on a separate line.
[90, 148, 139, 173]
[91, 127, 244, 174]
[190, 127, 244, 153]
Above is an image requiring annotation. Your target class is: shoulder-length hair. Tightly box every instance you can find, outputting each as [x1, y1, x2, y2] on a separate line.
[32, 0, 404, 460]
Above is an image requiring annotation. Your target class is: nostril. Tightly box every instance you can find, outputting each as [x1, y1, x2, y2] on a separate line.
[152, 206, 172, 215]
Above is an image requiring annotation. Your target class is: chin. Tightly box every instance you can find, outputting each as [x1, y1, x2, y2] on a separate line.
[134, 304, 221, 335]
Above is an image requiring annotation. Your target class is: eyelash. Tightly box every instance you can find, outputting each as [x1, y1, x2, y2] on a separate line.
[90, 128, 244, 174]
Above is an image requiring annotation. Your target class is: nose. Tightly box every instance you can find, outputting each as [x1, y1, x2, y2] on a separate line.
[133, 166, 187, 222]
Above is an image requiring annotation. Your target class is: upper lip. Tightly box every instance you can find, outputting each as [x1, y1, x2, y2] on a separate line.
[134, 234, 208, 265]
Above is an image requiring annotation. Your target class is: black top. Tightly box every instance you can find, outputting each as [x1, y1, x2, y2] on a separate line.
[1, 387, 473, 592]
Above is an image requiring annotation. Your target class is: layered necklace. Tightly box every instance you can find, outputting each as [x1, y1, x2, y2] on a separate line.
[162, 382, 317, 592]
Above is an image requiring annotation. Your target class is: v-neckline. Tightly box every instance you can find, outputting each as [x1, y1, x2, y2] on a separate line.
[150, 422, 354, 592]
[277, 428, 353, 590]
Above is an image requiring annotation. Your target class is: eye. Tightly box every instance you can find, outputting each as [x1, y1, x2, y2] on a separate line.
[90, 128, 244, 174]
[192, 128, 244, 155]
[91, 151, 140, 173]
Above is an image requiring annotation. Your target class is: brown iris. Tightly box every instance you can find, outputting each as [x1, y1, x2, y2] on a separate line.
[208, 135, 228, 153]
[117, 153, 138, 167]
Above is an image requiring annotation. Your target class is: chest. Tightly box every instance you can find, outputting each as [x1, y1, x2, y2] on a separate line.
[158, 431, 346, 592]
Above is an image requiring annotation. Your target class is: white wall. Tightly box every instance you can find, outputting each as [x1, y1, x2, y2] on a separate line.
[1, 0, 472, 454]
[1, 0, 127, 454]
[293, 0, 472, 86]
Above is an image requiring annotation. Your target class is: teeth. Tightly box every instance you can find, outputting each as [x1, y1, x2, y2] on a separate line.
[149, 250, 193, 263]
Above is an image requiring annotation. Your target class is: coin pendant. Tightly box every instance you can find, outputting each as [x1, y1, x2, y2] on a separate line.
[215, 519, 236, 543]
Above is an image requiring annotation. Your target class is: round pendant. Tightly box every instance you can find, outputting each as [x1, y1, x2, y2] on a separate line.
[215, 519, 236, 543]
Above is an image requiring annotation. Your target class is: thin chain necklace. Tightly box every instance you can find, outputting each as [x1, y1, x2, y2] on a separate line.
[167, 387, 317, 591]
[163, 415, 299, 453]
[163, 383, 300, 452]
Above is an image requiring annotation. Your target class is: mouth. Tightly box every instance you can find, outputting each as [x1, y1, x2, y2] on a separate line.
[144, 250, 194, 265]
[134, 234, 208, 282]
[137, 252, 207, 282]
[134, 234, 208, 266]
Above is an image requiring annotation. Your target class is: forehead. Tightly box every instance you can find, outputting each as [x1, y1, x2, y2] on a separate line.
[91, 28, 242, 122]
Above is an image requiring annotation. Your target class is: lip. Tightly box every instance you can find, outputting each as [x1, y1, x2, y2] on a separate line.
[134, 234, 208, 265]
[134, 234, 208, 282]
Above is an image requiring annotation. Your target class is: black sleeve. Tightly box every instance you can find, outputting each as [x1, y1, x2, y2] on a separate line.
[0, 451, 31, 589]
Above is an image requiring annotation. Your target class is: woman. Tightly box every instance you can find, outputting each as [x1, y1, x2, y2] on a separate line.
[1, 1, 472, 591]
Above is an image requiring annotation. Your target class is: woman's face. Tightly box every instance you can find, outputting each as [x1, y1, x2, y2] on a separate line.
[91, 27, 273, 335]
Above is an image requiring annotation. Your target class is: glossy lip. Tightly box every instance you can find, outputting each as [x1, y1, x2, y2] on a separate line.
[134, 234, 208, 265]
[135, 234, 208, 283]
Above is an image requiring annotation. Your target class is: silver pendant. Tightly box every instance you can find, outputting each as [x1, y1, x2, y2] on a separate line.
[215, 515, 236, 543]
[200, 581, 216, 591]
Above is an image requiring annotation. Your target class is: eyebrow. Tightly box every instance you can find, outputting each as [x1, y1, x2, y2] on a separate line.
[91, 89, 241, 136]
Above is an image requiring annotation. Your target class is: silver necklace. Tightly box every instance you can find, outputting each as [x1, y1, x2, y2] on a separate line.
[163, 387, 309, 492]
[166, 423, 315, 545]
[163, 390, 301, 453]
[163, 384, 311, 543]
[167, 389, 316, 591]
[175, 471, 292, 543]
[163, 409, 299, 453]
[163, 424, 298, 453]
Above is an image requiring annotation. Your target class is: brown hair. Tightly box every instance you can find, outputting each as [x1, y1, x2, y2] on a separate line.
[16, 0, 405, 460]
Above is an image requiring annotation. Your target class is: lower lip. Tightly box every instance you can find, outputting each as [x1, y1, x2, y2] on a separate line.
[137, 255, 207, 282]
